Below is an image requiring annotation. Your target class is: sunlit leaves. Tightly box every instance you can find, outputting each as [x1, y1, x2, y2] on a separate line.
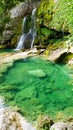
[50, 0, 73, 34]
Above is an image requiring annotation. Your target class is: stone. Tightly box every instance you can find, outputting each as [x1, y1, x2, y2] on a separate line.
[10, 2, 39, 18]
[3, 30, 13, 42]
[0, 97, 36, 130]
[50, 122, 73, 130]
[37, 115, 54, 130]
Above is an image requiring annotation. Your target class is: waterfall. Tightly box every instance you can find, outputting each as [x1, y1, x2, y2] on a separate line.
[22, 17, 26, 34]
[31, 8, 36, 49]
[15, 8, 36, 50]
[15, 17, 26, 50]
[15, 34, 26, 50]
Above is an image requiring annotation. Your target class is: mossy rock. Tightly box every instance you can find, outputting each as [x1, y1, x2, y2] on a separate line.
[0, 65, 7, 74]
[63, 107, 73, 117]
[6, 62, 13, 67]
[56, 52, 73, 64]
[0, 45, 5, 49]
[37, 115, 54, 130]
[0, 62, 13, 74]
[44, 39, 65, 56]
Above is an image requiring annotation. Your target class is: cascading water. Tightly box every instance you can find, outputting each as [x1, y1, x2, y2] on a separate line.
[22, 17, 27, 34]
[16, 34, 26, 50]
[16, 8, 36, 50]
[31, 8, 36, 49]
[15, 17, 26, 50]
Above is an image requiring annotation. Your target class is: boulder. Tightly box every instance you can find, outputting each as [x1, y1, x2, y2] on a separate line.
[0, 97, 36, 130]
[50, 122, 73, 130]
[0, 108, 36, 130]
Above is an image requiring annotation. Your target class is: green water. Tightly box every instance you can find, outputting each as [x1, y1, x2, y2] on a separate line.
[0, 57, 73, 120]
[0, 49, 15, 53]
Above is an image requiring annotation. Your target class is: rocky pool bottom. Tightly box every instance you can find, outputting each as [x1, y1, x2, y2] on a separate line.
[0, 56, 73, 121]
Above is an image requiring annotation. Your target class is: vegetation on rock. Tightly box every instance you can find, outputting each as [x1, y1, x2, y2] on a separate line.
[36, 0, 73, 50]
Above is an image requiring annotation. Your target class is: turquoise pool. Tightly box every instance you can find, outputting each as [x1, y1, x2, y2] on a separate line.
[0, 57, 73, 120]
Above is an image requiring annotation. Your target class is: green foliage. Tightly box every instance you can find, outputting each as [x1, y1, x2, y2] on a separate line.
[37, 0, 54, 27]
[36, 0, 55, 46]
[50, 0, 73, 34]
[41, 28, 52, 39]
[36, 0, 73, 47]
[0, 0, 29, 34]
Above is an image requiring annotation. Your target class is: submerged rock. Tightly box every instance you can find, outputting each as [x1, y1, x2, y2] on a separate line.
[28, 69, 46, 78]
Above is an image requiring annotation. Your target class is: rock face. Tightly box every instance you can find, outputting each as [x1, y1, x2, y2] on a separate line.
[50, 122, 73, 130]
[2, 22, 14, 46]
[10, 2, 39, 18]
[3, 30, 13, 43]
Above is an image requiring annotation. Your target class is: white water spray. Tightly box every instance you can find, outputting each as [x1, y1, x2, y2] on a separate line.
[15, 17, 26, 50]
[15, 8, 36, 50]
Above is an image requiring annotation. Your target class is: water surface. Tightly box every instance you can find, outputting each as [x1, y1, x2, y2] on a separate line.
[0, 57, 73, 120]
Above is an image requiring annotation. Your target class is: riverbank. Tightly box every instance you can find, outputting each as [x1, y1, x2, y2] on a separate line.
[0, 49, 38, 65]
[1, 46, 73, 65]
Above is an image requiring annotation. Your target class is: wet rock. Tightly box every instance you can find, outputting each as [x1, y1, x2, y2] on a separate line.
[50, 122, 73, 130]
